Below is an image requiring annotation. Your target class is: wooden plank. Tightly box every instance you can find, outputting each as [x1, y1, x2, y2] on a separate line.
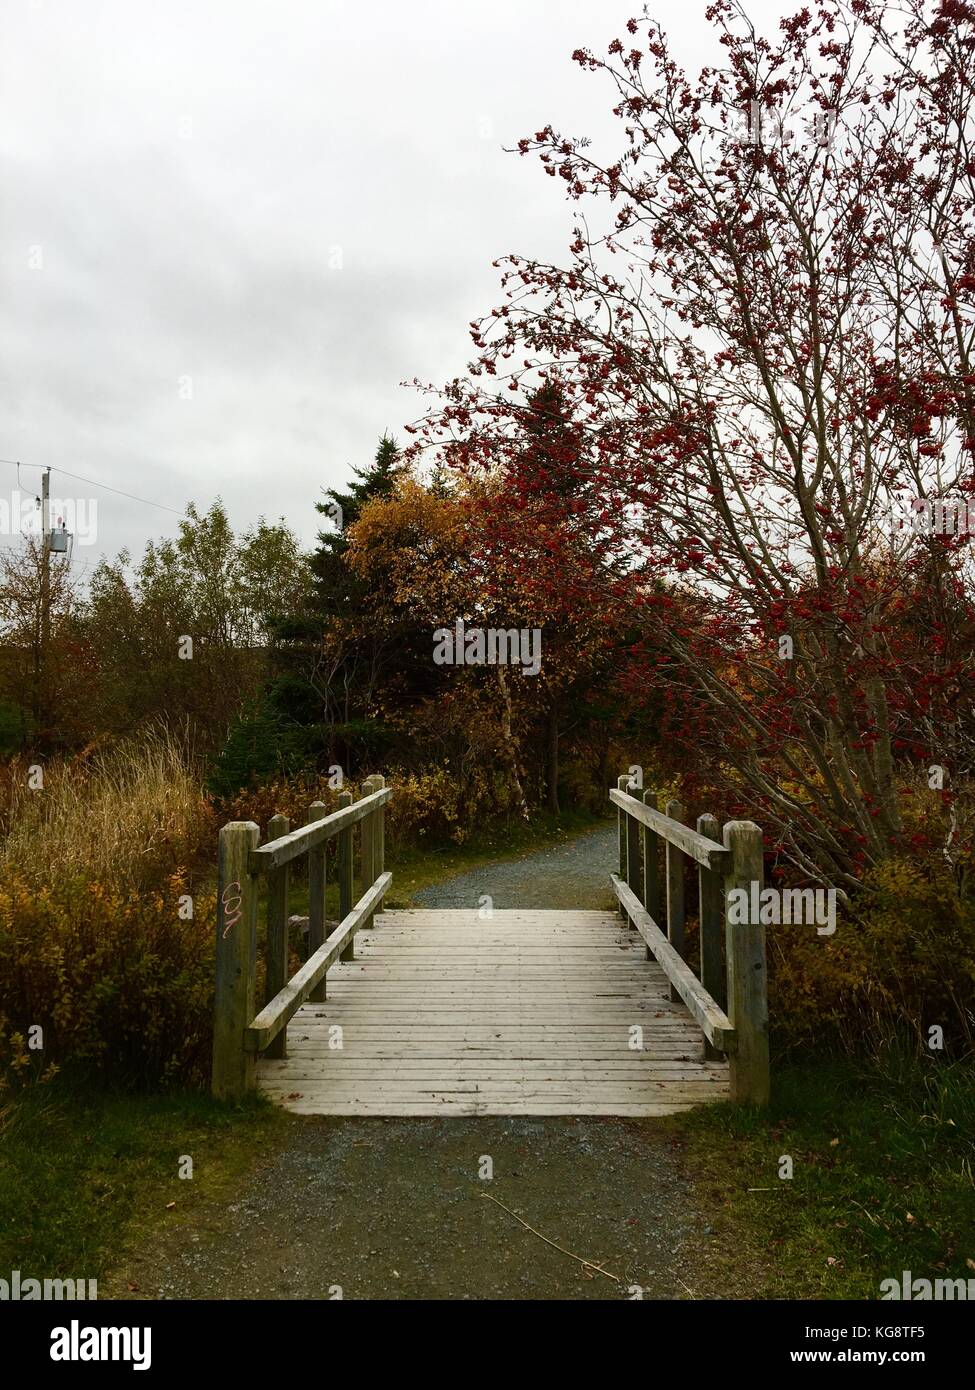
[264, 813, 290, 1060]
[610, 788, 730, 870]
[246, 872, 391, 1051]
[252, 899, 734, 1117]
[249, 787, 392, 871]
[611, 874, 736, 1052]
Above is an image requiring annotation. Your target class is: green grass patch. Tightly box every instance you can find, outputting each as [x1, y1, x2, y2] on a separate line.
[671, 1052, 975, 1299]
[0, 1085, 282, 1284]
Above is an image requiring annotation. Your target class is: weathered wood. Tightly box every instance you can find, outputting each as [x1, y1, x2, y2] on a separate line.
[247, 872, 392, 1051]
[369, 774, 385, 930]
[337, 791, 355, 962]
[723, 821, 770, 1106]
[697, 812, 724, 1060]
[360, 776, 378, 929]
[642, 790, 660, 962]
[665, 799, 686, 1003]
[616, 775, 630, 916]
[212, 821, 260, 1098]
[625, 792, 641, 916]
[610, 788, 730, 870]
[248, 787, 392, 872]
[307, 802, 328, 1002]
[256, 906, 729, 1114]
[264, 813, 290, 1060]
[611, 875, 736, 1052]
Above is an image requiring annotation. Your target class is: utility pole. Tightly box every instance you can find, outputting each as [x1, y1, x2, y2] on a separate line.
[38, 467, 51, 730]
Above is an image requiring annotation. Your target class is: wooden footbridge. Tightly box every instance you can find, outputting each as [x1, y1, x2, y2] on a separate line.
[212, 775, 769, 1115]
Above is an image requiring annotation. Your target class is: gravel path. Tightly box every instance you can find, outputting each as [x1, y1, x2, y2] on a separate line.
[413, 821, 617, 910]
[112, 1116, 712, 1301]
[108, 820, 723, 1301]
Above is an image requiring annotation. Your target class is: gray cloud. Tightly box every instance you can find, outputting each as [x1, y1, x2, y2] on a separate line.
[0, 0, 787, 565]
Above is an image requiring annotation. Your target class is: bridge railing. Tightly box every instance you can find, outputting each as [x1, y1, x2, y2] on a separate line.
[212, 774, 391, 1099]
[609, 776, 769, 1105]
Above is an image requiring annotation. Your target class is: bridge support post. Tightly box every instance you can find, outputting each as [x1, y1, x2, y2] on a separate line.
[360, 775, 382, 929]
[722, 821, 770, 1106]
[212, 820, 260, 1099]
[697, 812, 724, 1060]
[338, 791, 355, 961]
[616, 775, 631, 918]
[665, 800, 686, 1002]
[308, 801, 328, 1002]
[264, 813, 290, 1060]
[642, 790, 661, 961]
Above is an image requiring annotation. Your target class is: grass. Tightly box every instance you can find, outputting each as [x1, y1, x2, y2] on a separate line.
[0, 726, 212, 890]
[0, 1086, 282, 1284]
[669, 1051, 975, 1299]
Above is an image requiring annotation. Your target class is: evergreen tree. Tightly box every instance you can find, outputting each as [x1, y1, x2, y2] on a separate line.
[264, 434, 406, 770]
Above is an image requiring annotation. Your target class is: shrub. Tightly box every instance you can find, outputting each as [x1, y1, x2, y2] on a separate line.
[0, 871, 215, 1091]
[767, 859, 975, 1055]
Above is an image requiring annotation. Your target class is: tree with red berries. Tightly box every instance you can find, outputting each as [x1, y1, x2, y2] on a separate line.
[412, 0, 975, 887]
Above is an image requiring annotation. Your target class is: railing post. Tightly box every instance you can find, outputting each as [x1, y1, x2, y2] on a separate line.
[212, 820, 259, 1099]
[307, 801, 328, 1002]
[337, 790, 355, 961]
[616, 774, 630, 918]
[360, 775, 378, 928]
[374, 774, 386, 882]
[664, 799, 685, 1002]
[642, 790, 661, 961]
[264, 812, 290, 1060]
[625, 784, 641, 909]
[722, 821, 770, 1105]
[697, 812, 724, 1060]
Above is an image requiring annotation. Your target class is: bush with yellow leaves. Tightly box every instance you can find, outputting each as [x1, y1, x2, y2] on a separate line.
[0, 871, 215, 1091]
[767, 858, 975, 1054]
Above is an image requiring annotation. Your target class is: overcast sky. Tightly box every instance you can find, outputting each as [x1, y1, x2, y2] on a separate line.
[1, 0, 788, 572]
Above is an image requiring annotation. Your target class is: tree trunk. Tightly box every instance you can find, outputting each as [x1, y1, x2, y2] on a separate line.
[496, 667, 529, 818]
[546, 705, 560, 815]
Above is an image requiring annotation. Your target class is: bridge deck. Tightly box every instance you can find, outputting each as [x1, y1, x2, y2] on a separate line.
[257, 909, 729, 1115]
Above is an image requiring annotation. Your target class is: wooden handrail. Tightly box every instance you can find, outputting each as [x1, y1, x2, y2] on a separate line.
[610, 787, 729, 870]
[247, 873, 391, 1052]
[609, 776, 769, 1105]
[248, 787, 392, 872]
[611, 874, 736, 1052]
[212, 774, 391, 1099]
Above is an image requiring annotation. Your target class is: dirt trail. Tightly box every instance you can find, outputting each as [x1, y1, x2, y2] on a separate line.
[109, 821, 725, 1301]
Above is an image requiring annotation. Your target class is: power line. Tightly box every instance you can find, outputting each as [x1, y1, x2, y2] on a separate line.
[0, 457, 186, 516]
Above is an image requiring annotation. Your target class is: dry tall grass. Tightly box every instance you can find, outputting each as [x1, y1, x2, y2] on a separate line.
[0, 727, 214, 890]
